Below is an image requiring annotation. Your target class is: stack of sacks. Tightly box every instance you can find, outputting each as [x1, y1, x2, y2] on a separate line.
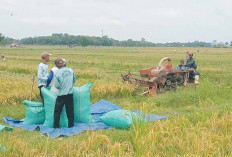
[22, 82, 146, 130]
[22, 83, 94, 128]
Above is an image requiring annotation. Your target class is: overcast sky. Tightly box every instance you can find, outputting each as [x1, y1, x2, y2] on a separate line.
[0, 0, 231, 42]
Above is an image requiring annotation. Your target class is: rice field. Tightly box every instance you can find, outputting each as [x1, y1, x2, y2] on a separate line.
[0, 46, 232, 156]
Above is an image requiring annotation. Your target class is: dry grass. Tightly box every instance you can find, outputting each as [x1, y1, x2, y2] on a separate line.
[0, 46, 232, 156]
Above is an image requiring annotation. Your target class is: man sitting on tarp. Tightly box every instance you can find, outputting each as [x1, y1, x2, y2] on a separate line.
[185, 53, 200, 85]
[38, 52, 51, 106]
[53, 58, 76, 128]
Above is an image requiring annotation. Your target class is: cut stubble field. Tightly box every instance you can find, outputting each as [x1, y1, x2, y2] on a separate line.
[0, 46, 232, 156]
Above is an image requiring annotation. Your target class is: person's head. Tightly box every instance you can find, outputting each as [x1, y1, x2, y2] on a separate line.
[1, 54, 5, 59]
[55, 58, 65, 69]
[180, 59, 185, 65]
[41, 52, 51, 63]
[189, 53, 193, 59]
[62, 58, 67, 67]
[187, 52, 189, 54]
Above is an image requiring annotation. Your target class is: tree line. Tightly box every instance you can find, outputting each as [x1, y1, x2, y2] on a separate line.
[19, 33, 156, 47]
[0, 33, 15, 45]
[1, 33, 232, 47]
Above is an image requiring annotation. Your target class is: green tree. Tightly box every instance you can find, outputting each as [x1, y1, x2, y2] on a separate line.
[0, 33, 5, 42]
[81, 37, 88, 47]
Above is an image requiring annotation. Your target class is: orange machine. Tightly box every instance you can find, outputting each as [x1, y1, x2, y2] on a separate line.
[122, 57, 193, 95]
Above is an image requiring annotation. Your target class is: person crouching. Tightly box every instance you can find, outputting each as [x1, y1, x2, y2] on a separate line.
[1, 54, 5, 61]
[53, 58, 76, 128]
[176, 60, 188, 70]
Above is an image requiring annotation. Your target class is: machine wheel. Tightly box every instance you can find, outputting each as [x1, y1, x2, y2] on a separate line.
[176, 75, 184, 85]
[172, 85, 177, 91]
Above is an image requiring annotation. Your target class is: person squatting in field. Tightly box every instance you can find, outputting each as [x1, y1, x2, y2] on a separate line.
[185, 53, 200, 85]
[37, 52, 51, 106]
[53, 58, 76, 128]
[1, 54, 5, 61]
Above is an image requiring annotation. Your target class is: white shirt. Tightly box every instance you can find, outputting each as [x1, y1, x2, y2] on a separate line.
[50, 67, 59, 92]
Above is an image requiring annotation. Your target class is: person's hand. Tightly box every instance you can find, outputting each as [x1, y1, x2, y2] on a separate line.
[43, 85, 47, 88]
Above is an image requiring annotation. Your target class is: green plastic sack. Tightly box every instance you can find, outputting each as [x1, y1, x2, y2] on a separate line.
[41, 87, 68, 128]
[22, 100, 43, 107]
[0, 144, 7, 152]
[23, 107, 45, 125]
[47, 85, 51, 90]
[22, 100, 45, 125]
[73, 83, 94, 123]
[99, 110, 137, 129]
[0, 124, 13, 132]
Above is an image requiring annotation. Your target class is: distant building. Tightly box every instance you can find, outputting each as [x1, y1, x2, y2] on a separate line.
[10, 42, 20, 48]
[68, 44, 78, 48]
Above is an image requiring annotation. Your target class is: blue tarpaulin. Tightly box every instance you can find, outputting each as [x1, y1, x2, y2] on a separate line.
[3, 99, 166, 139]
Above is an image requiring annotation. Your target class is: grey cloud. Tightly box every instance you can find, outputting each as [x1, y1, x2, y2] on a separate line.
[0, 0, 231, 42]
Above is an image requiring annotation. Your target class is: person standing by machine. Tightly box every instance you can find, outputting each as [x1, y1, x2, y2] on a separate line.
[185, 53, 200, 85]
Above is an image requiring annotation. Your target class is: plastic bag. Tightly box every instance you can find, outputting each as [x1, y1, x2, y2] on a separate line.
[22, 100, 45, 125]
[73, 83, 94, 123]
[41, 87, 68, 128]
[99, 110, 135, 129]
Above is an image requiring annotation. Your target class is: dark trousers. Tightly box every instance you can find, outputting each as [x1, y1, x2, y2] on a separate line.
[38, 86, 44, 107]
[189, 71, 200, 80]
[53, 94, 74, 128]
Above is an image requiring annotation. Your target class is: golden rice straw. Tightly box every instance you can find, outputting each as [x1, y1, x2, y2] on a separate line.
[30, 73, 35, 101]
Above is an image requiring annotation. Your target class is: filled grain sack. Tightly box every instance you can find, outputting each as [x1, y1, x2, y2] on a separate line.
[99, 109, 144, 129]
[41, 87, 68, 128]
[73, 83, 94, 123]
[22, 100, 45, 125]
